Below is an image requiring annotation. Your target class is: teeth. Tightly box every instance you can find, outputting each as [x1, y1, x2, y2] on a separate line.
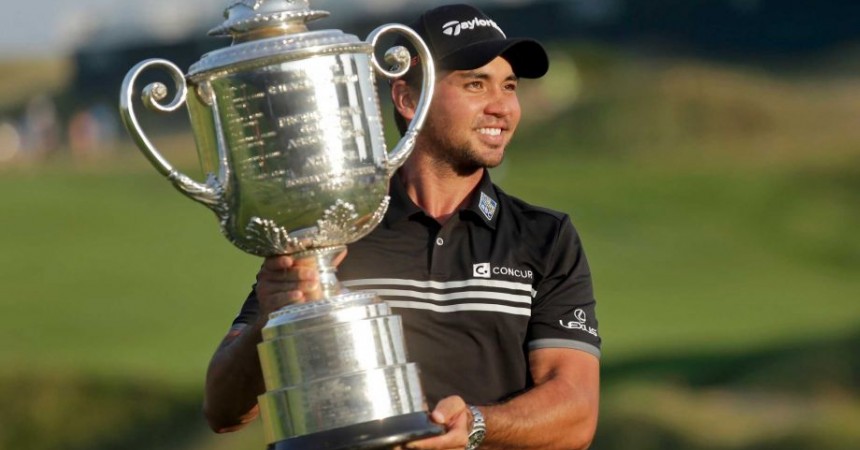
[477, 128, 502, 136]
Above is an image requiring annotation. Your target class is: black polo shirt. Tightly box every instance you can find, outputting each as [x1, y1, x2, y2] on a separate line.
[233, 170, 600, 406]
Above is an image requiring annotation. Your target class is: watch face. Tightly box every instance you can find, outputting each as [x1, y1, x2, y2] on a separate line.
[469, 429, 486, 446]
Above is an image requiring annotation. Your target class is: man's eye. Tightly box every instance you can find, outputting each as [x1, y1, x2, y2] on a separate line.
[467, 81, 483, 89]
[505, 83, 518, 91]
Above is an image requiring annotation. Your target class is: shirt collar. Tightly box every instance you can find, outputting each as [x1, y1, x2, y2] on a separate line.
[383, 170, 500, 229]
[384, 170, 423, 226]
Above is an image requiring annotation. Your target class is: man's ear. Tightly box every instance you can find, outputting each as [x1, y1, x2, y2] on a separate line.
[391, 79, 417, 122]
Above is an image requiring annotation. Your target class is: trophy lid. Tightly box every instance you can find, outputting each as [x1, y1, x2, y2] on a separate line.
[208, 0, 329, 40]
[188, 0, 367, 79]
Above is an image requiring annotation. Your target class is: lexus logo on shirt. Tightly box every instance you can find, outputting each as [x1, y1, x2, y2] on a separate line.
[560, 309, 598, 337]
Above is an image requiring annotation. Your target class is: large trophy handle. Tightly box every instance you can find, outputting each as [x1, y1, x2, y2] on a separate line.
[119, 59, 223, 208]
[367, 25, 436, 176]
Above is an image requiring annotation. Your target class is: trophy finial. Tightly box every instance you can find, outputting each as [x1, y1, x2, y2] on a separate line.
[209, 0, 330, 42]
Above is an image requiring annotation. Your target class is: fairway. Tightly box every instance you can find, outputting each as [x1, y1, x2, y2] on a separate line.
[1, 156, 858, 382]
[0, 165, 260, 385]
[502, 158, 860, 360]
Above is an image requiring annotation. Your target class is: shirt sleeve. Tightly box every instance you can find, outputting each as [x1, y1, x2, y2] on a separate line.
[231, 285, 261, 327]
[527, 216, 601, 358]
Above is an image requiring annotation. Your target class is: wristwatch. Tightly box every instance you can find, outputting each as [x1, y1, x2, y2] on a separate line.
[466, 405, 486, 450]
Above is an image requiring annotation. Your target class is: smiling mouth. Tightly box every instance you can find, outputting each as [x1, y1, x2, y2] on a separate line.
[477, 128, 503, 137]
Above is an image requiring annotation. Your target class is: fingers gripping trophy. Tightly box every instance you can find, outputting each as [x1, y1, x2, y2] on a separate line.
[119, 1, 442, 448]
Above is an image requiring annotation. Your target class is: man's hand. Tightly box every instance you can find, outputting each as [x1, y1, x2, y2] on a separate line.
[254, 250, 347, 318]
[254, 255, 319, 316]
[401, 396, 472, 450]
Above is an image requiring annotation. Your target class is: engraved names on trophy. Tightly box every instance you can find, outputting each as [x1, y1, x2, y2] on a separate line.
[218, 58, 378, 193]
[259, 316, 407, 389]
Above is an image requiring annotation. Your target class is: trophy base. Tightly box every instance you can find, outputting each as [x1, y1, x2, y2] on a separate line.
[268, 412, 443, 450]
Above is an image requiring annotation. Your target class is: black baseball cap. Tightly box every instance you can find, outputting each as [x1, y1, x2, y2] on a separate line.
[403, 3, 549, 78]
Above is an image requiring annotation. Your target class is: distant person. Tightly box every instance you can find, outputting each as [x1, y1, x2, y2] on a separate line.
[204, 4, 601, 449]
[0, 120, 23, 162]
[22, 94, 60, 157]
[67, 103, 119, 158]
[68, 109, 99, 157]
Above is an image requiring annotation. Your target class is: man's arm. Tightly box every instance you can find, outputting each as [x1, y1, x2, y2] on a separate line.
[203, 321, 266, 432]
[203, 255, 326, 432]
[407, 348, 599, 450]
[480, 348, 599, 449]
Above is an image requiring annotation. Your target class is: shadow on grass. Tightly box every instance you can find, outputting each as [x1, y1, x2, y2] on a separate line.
[602, 330, 860, 391]
[3, 330, 858, 450]
[0, 372, 204, 450]
[596, 330, 860, 450]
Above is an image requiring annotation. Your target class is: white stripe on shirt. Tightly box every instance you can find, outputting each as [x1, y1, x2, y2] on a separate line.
[343, 278, 532, 293]
[342, 278, 534, 316]
[385, 300, 532, 316]
[371, 288, 532, 305]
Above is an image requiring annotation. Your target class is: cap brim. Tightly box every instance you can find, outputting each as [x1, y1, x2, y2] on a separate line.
[439, 38, 549, 78]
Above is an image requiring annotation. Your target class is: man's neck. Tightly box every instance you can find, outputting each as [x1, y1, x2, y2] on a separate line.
[399, 155, 484, 224]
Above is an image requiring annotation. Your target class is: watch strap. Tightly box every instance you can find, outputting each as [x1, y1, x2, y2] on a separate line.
[466, 405, 486, 450]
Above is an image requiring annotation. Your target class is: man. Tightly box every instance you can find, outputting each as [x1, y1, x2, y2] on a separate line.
[204, 4, 601, 450]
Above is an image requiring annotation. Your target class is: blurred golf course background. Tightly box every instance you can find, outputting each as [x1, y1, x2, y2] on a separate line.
[1, 1, 859, 449]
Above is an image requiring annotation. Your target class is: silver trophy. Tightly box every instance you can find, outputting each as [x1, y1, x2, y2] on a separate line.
[119, 1, 440, 448]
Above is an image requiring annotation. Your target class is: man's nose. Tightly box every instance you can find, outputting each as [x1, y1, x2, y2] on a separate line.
[484, 90, 516, 117]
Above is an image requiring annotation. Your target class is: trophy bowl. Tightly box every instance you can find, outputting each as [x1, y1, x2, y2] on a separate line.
[119, 1, 441, 448]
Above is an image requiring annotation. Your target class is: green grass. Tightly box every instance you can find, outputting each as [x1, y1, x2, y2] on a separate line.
[495, 158, 860, 362]
[0, 166, 260, 386]
[596, 330, 860, 450]
[3, 157, 856, 384]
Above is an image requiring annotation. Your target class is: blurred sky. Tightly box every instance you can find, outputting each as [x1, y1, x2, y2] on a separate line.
[2, 0, 539, 59]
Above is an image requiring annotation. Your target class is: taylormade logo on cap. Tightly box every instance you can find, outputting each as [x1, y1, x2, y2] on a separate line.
[441, 17, 506, 37]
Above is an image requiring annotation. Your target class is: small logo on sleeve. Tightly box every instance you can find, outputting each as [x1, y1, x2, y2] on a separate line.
[559, 309, 598, 337]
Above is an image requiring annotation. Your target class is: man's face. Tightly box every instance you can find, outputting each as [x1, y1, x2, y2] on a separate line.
[418, 56, 522, 175]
